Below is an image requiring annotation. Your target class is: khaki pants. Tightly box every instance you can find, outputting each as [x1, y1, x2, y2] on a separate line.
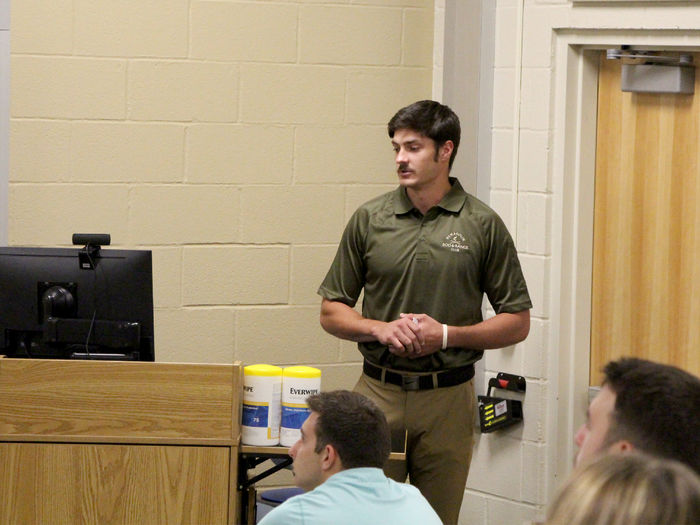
[354, 373, 476, 525]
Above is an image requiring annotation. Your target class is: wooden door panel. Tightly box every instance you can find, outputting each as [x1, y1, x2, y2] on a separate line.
[0, 443, 230, 524]
[591, 52, 700, 385]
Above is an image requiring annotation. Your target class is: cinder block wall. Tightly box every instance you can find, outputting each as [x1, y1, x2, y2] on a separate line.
[462, 3, 700, 525]
[9, 1, 433, 388]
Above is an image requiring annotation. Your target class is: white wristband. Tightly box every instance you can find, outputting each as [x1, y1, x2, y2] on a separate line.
[441, 324, 448, 350]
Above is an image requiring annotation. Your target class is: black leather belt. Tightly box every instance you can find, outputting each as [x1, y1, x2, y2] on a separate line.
[362, 360, 475, 391]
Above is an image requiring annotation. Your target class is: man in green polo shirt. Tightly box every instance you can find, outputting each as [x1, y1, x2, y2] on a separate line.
[318, 99, 532, 524]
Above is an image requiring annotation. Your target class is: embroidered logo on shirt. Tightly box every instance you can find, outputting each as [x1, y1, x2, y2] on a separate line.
[441, 232, 469, 252]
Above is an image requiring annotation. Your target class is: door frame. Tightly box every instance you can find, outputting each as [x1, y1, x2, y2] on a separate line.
[549, 28, 700, 494]
[0, 2, 8, 246]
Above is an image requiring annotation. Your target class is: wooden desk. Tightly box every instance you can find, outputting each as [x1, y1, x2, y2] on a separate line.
[0, 358, 409, 525]
[0, 358, 243, 525]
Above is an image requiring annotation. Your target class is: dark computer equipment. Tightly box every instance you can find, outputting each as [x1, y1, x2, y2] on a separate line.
[0, 235, 154, 361]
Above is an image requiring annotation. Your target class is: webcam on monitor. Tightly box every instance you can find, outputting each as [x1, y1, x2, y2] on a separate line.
[73, 233, 111, 270]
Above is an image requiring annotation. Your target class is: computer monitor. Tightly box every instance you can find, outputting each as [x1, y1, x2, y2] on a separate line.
[0, 244, 154, 361]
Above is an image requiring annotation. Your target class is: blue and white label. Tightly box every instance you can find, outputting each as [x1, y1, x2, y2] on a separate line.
[242, 403, 270, 428]
[279, 373, 320, 446]
[281, 404, 311, 429]
[241, 373, 282, 445]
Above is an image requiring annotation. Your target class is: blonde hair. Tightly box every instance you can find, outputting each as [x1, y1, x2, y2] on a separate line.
[546, 452, 700, 525]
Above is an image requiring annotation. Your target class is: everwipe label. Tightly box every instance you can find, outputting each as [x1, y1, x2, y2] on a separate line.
[281, 388, 320, 429]
[289, 387, 318, 396]
[280, 368, 321, 446]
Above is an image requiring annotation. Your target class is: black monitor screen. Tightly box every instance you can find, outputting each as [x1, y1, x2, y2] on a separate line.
[0, 246, 154, 361]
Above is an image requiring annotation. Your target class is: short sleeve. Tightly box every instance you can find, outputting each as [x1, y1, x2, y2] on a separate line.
[480, 213, 532, 314]
[317, 208, 368, 307]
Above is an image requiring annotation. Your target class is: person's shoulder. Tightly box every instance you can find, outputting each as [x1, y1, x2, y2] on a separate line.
[257, 482, 346, 524]
[354, 187, 398, 214]
[386, 476, 427, 496]
[445, 178, 501, 221]
[257, 496, 304, 525]
[461, 191, 499, 218]
[258, 488, 337, 524]
[457, 191, 512, 238]
[347, 187, 400, 227]
[383, 478, 443, 523]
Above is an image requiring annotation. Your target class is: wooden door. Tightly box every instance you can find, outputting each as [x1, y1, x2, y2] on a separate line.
[590, 52, 700, 385]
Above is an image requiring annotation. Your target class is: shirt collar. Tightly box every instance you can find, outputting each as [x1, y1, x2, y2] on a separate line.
[325, 467, 387, 484]
[393, 177, 467, 215]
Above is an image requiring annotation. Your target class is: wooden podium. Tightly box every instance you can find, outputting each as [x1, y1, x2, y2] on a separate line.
[0, 358, 243, 524]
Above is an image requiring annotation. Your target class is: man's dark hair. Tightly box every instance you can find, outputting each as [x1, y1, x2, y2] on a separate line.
[306, 390, 391, 469]
[602, 357, 700, 474]
[388, 100, 461, 169]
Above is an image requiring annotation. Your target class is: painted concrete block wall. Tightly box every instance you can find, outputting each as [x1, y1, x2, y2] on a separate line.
[9, 0, 432, 393]
[473, 1, 700, 524]
[21, 1, 700, 522]
[8, 1, 553, 521]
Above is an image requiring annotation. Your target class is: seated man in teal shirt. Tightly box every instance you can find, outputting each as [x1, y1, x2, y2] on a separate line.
[258, 390, 442, 525]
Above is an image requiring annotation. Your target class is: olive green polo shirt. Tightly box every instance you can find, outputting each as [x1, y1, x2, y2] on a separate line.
[318, 178, 532, 372]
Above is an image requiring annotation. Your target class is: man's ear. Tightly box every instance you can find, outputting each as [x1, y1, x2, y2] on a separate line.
[608, 439, 635, 454]
[439, 140, 454, 163]
[320, 444, 340, 472]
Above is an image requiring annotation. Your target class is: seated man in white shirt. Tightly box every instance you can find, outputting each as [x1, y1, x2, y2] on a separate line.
[258, 390, 442, 525]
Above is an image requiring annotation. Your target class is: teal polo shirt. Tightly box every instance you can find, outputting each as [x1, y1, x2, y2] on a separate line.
[258, 468, 442, 525]
[318, 178, 532, 372]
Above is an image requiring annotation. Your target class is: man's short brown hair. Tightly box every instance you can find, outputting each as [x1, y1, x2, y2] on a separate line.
[602, 357, 700, 474]
[306, 390, 391, 469]
[388, 100, 461, 169]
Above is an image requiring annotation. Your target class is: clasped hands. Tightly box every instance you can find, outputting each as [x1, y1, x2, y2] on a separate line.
[376, 313, 443, 359]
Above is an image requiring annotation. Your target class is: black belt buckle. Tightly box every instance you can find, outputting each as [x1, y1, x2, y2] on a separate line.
[401, 375, 421, 391]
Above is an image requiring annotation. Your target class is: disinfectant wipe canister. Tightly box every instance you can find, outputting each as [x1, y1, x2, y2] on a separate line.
[242, 364, 283, 446]
[280, 366, 321, 447]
